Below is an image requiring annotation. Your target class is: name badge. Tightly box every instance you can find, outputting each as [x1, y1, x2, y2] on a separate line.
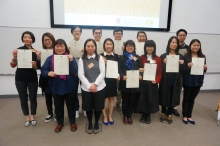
[150, 60, 156, 63]
[133, 56, 137, 61]
[88, 62, 94, 69]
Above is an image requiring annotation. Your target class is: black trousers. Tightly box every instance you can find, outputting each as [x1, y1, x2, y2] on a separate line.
[182, 86, 201, 118]
[121, 91, 139, 118]
[161, 86, 174, 115]
[53, 89, 76, 125]
[15, 80, 38, 115]
[74, 76, 79, 111]
[45, 93, 53, 115]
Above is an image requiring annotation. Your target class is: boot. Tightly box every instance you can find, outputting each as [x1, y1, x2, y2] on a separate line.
[139, 113, 146, 123]
[145, 113, 151, 124]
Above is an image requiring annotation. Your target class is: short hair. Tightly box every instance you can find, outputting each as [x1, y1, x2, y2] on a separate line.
[176, 29, 187, 36]
[113, 27, 123, 35]
[21, 31, 35, 43]
[144, 40, 156, 59]
[103, 38, 114, 51]
[137, 31, 147, 40]
[124, 40, 136, 53]
[71, 26, 82, 33]
[53, 39, 69, 54]
[42, 32, 55, 49]
[93, 26, 102, 34]
[166, 36, 180, 54]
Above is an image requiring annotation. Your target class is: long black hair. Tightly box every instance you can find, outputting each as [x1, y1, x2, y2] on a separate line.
[82, 38, 99, 60]
[166, 36, 180, 54]
[143, 40, 156, 59]
[53, 39, 69, 54]
[185, 39, 205, 62]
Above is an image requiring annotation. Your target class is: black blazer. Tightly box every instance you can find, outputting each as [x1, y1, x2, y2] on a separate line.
[118, 54, 142, 93]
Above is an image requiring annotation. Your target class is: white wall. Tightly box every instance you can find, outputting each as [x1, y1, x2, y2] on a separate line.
[0, 0, 220, 94]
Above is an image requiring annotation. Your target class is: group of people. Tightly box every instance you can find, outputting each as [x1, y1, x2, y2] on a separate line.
[10, 27, 207, 134]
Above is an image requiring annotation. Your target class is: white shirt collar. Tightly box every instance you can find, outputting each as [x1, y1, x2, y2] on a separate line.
[104, 52, 114, 56]
[87, 54, 96, 59]
[147, 54, 152, 60]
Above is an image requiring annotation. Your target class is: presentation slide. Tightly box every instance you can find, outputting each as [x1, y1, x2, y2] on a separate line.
[52, 0, 170, 30]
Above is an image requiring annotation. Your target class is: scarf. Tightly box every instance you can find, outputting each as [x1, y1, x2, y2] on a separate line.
[52, 52, 68, 80]
[124, 51, 136, 70]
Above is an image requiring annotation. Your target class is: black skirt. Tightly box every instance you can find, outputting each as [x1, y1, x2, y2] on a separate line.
[135, 81, 159, 113]
[82, 88, 105, 111]
[104, 78, 117, 98]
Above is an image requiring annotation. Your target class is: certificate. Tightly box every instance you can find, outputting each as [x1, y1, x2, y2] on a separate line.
[114, 40, 124, 55]
[179, 48, 187, 56]
[166, 55, 179, 72]
[17, 50, 32, 68]
[54, 55, 69, 75]
[106, 60, 118, 78]
[69, 40, 82, 58]
[190, 58, 205, 75]
[96, 42, 103, 54]
[126, 70, 139, 88]
[143, 63, 157, 81]
[41, 49, 53, 67]
[135, 42, 145, 55]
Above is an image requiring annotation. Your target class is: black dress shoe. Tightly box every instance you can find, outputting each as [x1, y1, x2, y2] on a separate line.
[145, 113, 151, 124]
[128, 118, 133, 125]
[139, 113, 146, 123]
[173, 109, 180, 117]
[123, 117, 128, 125]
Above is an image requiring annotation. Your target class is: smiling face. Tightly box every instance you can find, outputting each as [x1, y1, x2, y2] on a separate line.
[146, 46, 154, 55]
[72, 27, 81, 40]
[23, 34, 33, 46]
[190, 41, 201, 53]
[169, 38, 178, 51]
[55, 43, 66, 55]
[113, 31, 123, 40]
[137, 33, 147, 42]
[93, 29, 102, 42]
[104, 40, 114, 53]
[86, 41, 96, 56]
[43, 36, 53, 49]
[125, 44, 135, 53]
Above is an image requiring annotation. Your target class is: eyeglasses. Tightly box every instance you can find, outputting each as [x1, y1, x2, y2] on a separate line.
[126, 45, 134, 48]
[44, 39, 51, 42]
[114, 32, 122, 36]
[94, 32, 101, 35]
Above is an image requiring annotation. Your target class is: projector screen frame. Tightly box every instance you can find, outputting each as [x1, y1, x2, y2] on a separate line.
[50, 0, 172, 31]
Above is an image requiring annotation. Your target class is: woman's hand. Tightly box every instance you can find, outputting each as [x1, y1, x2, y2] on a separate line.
[36, 51, 41, 60]
[81, 48, 84, 52]
[48, 71, 56, 77]
[139, 76, 142, 80]
[89, 84, 97, 93]
[123, 76, 127, 80]
[187, 62, 193, 68]
[184, 51, 188, 55]
[117, 76, 120, 80]
[67, 54, 73, 61]
[32, 61, 37, 69]
[204, 65, 207, 70]
[152, 80, 156, 84]
[163, 58, 167, 63]
[139, 68, 144, 72]
[179, 60, 184, 64]
[12, 49, 18, 58]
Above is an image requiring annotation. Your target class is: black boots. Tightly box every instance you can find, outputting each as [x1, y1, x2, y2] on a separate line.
[139, 113, 146, 123]
[145, 113, 151, 124]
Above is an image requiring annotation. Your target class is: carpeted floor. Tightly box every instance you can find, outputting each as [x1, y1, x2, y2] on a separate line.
[0, 92, 220, 146]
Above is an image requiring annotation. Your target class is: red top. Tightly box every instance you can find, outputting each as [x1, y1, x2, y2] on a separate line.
[140, 55, 162, 83]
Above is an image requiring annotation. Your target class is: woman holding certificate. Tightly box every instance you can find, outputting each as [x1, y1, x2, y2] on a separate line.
[135, 31, 147, 56]
[136, 40, 162, 124]
[10, 31, 38, 127]
[41, 39, 78, 133]
[159, 36, 184, 124]
[37, 32, 56, 122]
[100, 38, 119, 126]
[118, 40, 143, 125]
[182, 39, 207, 125]
[78, 39, 106, 134]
